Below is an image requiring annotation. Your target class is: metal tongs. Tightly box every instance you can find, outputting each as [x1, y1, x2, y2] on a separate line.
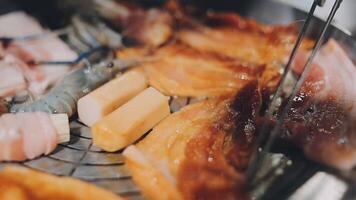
[246, 0, 344, 189]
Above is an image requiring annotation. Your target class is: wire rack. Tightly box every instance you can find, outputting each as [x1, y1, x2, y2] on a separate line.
[0, 1, 353, 199]
[0, 96, 196, 200]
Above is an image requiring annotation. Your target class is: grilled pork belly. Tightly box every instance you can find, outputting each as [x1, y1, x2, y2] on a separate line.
[283, 39, 356, 171]
[178, 12, 313, 67]
[118, 44, 275, 97]
[124, 81, 261, 199]
[96, 0, 173, 47]
[0, 166, 123, 200]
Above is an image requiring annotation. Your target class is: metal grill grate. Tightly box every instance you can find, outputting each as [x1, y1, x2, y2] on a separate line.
[0, 96, 194, 199]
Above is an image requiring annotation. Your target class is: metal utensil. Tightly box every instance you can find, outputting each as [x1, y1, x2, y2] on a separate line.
[246, 0, 344, 189]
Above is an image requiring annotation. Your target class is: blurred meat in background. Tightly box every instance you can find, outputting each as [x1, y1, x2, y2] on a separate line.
[0, 0, 355, 38]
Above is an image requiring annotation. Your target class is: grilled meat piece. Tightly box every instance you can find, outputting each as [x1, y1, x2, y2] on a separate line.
[118, 44, 272, 97]
[124, 81, 261, 199]
[282, 39, 356, 171]
[178, 12, 313, 67]
[0, 166, 123, 200]
[96, 0, 173, 47]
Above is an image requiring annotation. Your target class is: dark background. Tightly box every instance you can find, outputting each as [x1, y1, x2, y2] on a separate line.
[0, 0, 355, 37]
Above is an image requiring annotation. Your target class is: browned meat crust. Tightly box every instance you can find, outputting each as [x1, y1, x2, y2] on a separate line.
[0, 166, 123, 200]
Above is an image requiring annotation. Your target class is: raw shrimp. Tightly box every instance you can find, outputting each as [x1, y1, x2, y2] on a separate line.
[10, 59, 136, 116]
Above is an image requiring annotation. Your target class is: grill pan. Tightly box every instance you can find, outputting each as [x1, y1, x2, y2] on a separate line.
[0, 0, 355, 199]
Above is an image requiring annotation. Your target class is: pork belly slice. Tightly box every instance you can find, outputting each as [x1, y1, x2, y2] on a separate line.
[123, 8, 173, 47]
[0, 12, 77, 95]
[0, 166, 124, 200]
[0, 56, 26, 98]
[283, 39, 356, 171]
[96, 0, 173, 47]
[0, 114, 25, 161]
[124, 81, 261, 199]
[178, 12, 313, 67]
[0, 12, 77, 62]
[118, 44, 278, 98]
[292, 39, 356, 116]
[0, 112, 58, 161]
